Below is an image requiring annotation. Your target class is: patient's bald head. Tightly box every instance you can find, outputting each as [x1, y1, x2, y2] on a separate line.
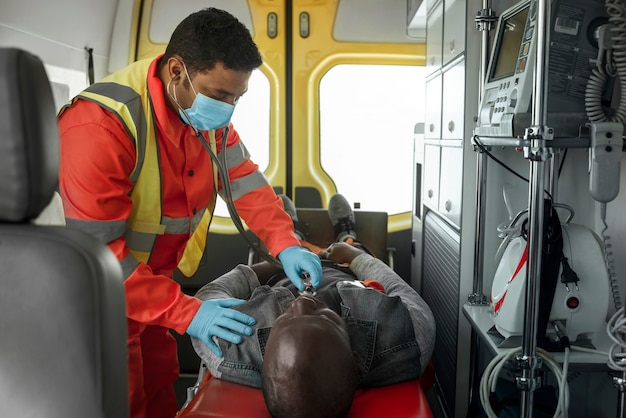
[261, 295, 357, 418]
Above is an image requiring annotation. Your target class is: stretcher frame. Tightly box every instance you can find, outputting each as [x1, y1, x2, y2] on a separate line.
[176, 364, 434, 418]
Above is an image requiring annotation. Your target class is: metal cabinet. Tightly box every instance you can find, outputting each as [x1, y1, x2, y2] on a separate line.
[423, 144, 441, 211]
[425, 73, 443, 139]
[443, 0, 466, 66]
[441, 56, 466, 140]
[438, 142, 463, 228]
[425, 0, 443, 76]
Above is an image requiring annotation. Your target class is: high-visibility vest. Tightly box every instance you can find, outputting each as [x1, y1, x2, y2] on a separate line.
[61, 58, 217, 278]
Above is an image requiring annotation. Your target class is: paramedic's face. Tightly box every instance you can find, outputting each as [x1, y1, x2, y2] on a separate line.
[180, 61, 250, 108]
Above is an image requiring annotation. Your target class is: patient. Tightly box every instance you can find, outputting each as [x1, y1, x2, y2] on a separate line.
[190, 194, 435, 418]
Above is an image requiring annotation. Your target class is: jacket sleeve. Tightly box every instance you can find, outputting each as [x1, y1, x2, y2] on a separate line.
[191, 265, 261, 381]
[216, 125, 301, 257]
[349, 254, 436, 374]
[58, 100, 200, 335]
[194, 265, 261, 301]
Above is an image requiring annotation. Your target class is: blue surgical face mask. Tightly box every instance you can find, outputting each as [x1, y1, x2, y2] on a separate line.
[175, 63, 236, 131]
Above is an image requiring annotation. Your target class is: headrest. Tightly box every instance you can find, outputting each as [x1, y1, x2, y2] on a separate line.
[0, 48, 59, 222]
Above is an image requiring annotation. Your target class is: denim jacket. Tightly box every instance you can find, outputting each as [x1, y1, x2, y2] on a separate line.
[191, 254, 435, 389]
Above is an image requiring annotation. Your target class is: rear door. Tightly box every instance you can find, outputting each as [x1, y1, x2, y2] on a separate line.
[131, 0, 425, 284]
[123, 0, 427, 389]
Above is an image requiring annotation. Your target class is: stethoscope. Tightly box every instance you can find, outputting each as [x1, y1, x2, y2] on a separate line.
[167, 74, 284, 270]
[190, 118, 317, 294]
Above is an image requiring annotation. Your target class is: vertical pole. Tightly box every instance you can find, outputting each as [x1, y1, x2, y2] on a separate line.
[519, 0, 552, 416]
[469, 0, 496, 407]
[519, 151, 546, 417]
[471, 0, 493, 301]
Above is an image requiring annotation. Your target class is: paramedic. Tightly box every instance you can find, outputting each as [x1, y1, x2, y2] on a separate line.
[57, 8, 322, 418]
[190, 195, 436, 417]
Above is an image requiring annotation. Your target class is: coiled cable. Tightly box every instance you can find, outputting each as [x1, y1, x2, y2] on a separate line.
[585, 0, 626, 124]
[600, 202, 626, 372]
[600, 202, 622, 310]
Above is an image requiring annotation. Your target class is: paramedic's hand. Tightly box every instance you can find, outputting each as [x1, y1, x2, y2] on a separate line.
[186, 299, 256, 357]
[278, 245, 323, 291]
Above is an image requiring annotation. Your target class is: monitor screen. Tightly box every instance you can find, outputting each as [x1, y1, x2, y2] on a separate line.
[490, 5, 529, 81]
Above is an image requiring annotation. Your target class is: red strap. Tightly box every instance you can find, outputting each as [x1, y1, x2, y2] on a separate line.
[363, 278, 385, 293]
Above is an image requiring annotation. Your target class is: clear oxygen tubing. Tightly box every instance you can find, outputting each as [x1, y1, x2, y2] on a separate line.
[585, 0, 626, 125]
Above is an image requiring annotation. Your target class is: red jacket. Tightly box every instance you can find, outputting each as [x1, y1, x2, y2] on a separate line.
[58, 56, 299, 334]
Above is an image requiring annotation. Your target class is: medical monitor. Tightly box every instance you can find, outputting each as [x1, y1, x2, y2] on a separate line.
[489, 5, 530, 82]
[475, 0, 606, 138]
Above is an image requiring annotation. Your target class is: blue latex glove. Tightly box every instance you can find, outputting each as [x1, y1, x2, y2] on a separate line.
[186, 298, 256, 357]
[277, 245, 323, 291]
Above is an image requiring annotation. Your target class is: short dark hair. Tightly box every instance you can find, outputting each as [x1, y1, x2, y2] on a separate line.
[261, 325, 358, 418]
[163, 8, 262, 74]
[262, 371, 356, 418]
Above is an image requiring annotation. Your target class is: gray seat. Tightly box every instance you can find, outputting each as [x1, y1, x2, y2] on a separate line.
[0, 48, 129, 418]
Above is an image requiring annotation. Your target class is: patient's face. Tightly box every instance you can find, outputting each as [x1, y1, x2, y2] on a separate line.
[262, 295, 357, 417]
[281, 294, 344, 327]
[264, 294, 350, 367]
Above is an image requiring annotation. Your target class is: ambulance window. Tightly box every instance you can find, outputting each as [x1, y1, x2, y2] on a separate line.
[319, 64, 425, 214]
[230, 69, 270, 171]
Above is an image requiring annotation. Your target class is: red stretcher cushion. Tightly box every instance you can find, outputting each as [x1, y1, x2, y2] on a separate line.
[176, 375, 433, 418]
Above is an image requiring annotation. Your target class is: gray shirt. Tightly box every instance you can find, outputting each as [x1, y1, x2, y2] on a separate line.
[191, 253, 435, 388]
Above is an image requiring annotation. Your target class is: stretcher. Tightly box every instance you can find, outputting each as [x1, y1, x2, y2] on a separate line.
[177, 207, 435, 417]
[176, 364, 435, 418]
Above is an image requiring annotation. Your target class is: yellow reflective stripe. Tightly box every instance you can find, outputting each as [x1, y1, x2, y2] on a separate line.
[209, 130, 219, 192]
[81, 81, 148, 183]
[130, 221, 166, 234]
[130, 249, 150, 265]
[178, 131, 218, 277]
[77, 58, 219, 277]
[178, 200, 216, 278]
[126, 206, 208, 254]
[78, 90, 139, 144]
[127, 76, 161, 242]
